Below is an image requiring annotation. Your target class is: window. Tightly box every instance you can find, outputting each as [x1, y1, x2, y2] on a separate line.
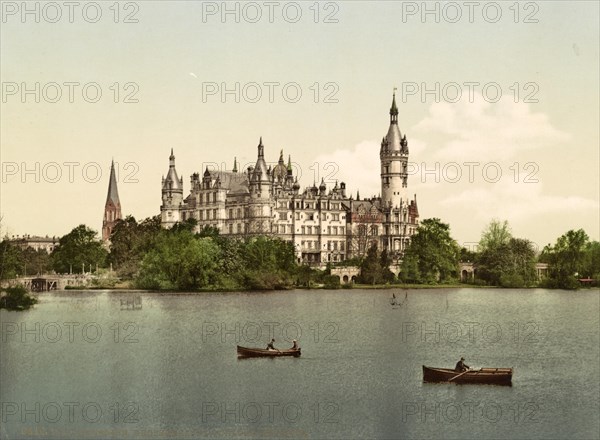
[340, 227, 345, 235]
[237, 224, 242, 233]
[332, 213, 340, 221]
[228, 224, 233, 234]
[279, 212, 287, 220]
[308, 213, 315, 221]
[333, 226, 338, 235]
[213, 193, 217, 202]
[358, 225, 367, 236]
[370, 225, 378, 236]
[237, 208, 242, 219]
[327, 226, 331, 235]
[301, 226, 305, 234]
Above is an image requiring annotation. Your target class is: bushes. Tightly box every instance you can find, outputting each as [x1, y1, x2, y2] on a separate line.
[0, 286, 38, 310]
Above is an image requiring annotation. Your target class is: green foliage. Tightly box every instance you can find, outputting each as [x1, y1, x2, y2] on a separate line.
[238, 236, 296, 289]
[477, 238, 537, 287]
[108, 215, 162, 278]
[51, 225, 107, 274]
[540, 229, 593, 289]
[460, 247, 477, 263]
[400, 218, 460, 284]
[479, 219, 512, 252]
[0, 240, 23, 280]
[136, 229, 221, 290]
[135, 228, 297, 291]
[323, 275, 341, 289]
[22, 248, 51, 275]
[0, 286, 38, 310]
[356, 244, 395, 284]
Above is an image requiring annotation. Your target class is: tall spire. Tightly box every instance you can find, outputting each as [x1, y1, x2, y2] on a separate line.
[106, 160, 120, 205]
[287, 155, 293, 172]
[102, 160, 122, 242]
[232, 157, 238, 173]
[390, 88, 398, 124]
[258, 137, 264, 158]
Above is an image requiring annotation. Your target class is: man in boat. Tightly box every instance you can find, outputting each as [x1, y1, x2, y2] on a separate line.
[291, 339, 298, 350]
[455, 357, 470, 372]
[266, 338, 276, 350]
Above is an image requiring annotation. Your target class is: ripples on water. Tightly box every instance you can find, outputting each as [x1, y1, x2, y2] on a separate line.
[1, 288, 598, 439]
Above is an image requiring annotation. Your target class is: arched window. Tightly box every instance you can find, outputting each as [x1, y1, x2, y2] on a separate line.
[370, 225, 378, 236]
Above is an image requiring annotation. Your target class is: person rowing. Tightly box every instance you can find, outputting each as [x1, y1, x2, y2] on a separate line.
[455, 357, 470, 372]
[266, 338, 281, 352]
[291, 339, 298, 350]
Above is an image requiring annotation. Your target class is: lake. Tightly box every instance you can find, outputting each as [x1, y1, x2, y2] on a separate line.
[1, 288, 598, 439]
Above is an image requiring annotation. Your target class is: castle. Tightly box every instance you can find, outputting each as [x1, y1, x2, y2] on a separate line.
[160, 93, 419, 267]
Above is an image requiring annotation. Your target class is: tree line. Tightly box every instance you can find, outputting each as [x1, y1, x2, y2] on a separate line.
[1, 216, 598, 290]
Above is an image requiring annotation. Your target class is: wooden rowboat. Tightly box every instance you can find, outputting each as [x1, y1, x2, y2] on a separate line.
[423, 365, 512, 385]
[237, 345, 301, 358]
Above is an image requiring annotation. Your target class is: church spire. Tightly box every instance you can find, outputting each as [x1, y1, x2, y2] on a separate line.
[106, 160, 120, 206]
[232, 157, 238, 173]
[102, 160, 122, 242]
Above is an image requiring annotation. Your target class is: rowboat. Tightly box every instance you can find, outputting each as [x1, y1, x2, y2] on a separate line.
[423, 365, 512, 385]
[237, 345, 301, 358]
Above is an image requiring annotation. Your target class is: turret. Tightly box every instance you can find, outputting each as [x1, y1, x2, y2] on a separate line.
[161, 149, 184, 228]
[381, 91, 409, 208]
[250, 137, 271, 198]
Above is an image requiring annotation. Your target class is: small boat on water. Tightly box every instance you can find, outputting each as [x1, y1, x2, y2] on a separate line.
[423, 365, 512, 385]
[237, 345, 301, 358]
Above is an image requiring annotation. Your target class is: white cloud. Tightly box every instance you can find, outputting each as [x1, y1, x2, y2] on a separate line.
[414, 94, 571, 162]
[312, 138, 427, 197]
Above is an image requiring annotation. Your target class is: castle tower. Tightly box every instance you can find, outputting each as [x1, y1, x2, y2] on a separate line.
[102, 160, 122, 241]
[380, 91, 409, 209]
[248, 137, 273, 233]
[161, 149, 184, 228]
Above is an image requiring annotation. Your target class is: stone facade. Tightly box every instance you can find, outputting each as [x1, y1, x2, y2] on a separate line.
[160, 94, 420, 267]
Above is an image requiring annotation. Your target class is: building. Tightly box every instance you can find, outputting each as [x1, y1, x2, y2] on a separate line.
[9, 235, 58, 253]
[160, 93, 420, 267]
[102, 160, 122, 241]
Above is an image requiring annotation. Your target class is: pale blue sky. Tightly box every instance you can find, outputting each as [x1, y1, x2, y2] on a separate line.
[1, 1, 598, 247]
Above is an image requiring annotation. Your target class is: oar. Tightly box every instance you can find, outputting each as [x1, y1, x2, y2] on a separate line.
[448, 368, 482, 382]
[448, 369, 471, 382]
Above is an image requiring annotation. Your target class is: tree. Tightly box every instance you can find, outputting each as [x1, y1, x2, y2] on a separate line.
[0, 286, 38, 310]
[478, 238, 537, 287]
[400, 218, 460, 283]
[540, 229, 590, 289]
[358, 244, 394, 284]
[475, 220, 537, 287]
[479, 219, 511, 252]
[0, 239, 23, 280]
[239, 236, 296, 289]
[51, 225, 107, 274]
[108, 215, 162, 278]
[582, 241, 600, 282]
[136, 229, 221, 290]
[21, 248, 51, 275]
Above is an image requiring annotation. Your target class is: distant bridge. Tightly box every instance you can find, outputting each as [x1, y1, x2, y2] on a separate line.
[330, 267, 360, 284]
[1, 274, 93, 291]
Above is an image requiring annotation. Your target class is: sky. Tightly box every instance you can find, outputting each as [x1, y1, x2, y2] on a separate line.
[1, 1, 598, 250]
